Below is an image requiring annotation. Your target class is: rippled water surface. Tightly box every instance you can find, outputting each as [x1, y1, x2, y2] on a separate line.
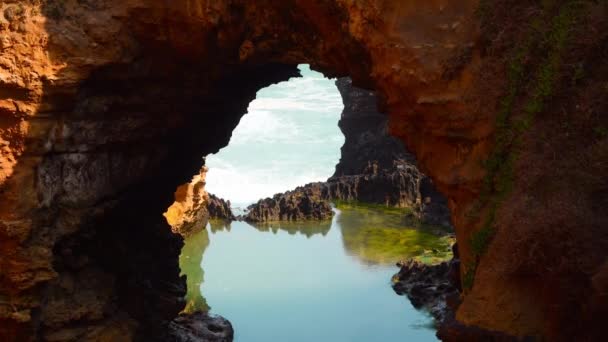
[180, 205, 452, 342]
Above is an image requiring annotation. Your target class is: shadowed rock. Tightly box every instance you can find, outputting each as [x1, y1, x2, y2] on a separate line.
[244, 187, 333, 222]
[207, 194, 235, 221]
[166, 312, 233, 342]
[243, 78, 452, 226]
[392, 259, 460, 324]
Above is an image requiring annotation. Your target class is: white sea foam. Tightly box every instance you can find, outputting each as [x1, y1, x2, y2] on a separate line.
[205, 65, 344, 205]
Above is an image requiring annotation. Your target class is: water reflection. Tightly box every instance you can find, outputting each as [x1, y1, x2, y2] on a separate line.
[335, 203, 454, 265]
[179, 227, 210, 313]
[209, 219, 232, 233]
[250, 220, 332, 238]
[179, 205, 452, 341]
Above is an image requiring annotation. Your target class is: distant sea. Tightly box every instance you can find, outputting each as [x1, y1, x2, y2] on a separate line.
[204, 65, 344, 209]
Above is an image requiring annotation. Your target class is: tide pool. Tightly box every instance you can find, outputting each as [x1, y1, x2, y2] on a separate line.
[180, 205, 451, 342]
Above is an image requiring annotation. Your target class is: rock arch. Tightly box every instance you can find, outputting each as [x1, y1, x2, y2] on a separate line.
[0, 1, 606, 341]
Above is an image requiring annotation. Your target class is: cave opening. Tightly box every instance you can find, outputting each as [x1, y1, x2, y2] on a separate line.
[165, 64, 456, 341]
[3, 2, 606, 341]
[204, 64, 345, 208]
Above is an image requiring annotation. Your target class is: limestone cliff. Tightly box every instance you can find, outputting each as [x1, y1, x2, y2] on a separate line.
[164, 166, 234, 236]
[165, 167, 211, 236]
[0, 1, 606, 341]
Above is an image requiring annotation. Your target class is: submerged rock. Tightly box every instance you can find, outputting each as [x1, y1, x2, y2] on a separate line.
[166, 311, 233, 342]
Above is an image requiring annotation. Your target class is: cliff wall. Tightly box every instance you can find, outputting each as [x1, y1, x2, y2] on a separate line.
[0, 1, 605, 341]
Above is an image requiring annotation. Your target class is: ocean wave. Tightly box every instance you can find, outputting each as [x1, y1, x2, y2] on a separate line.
[204, 64, 343, 205]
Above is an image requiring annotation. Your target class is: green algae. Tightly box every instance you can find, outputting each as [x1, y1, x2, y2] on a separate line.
[335, 202, 454, 265]
[463, 0, 583, 291]
[179, 227, 210, 313]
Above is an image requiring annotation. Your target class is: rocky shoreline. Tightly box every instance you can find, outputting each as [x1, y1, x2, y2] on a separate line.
[241, 158, 451, 227]
[165, 77, 457, 340]
[165, 312, 234, 342]
[241, 78, 451, 227]
[243, 187, 334, 222]
[391, 245, 461, 325]
[207, 194, 236, 221]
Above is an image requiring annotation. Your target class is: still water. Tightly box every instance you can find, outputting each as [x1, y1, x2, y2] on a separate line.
[180, 204, 452, 342]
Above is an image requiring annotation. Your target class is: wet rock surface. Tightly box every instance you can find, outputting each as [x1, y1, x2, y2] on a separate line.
[392, 258, 460, 324]
[166, 312, 234, 342]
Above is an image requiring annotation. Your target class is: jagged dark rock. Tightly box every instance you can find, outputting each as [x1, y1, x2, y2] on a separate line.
[207, 194, 235, 220]
[332, 78, 415, 177]
[391, 258, 460, 324]
[330, 78, 450, 226]
[243, 187, 333, 223]
[243, 78, 452, 227]
[327, 161, 451, 227]
[165, 312, 233, 342]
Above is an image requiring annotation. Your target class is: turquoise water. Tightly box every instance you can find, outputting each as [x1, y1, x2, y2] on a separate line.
[180, 206, 446, 342]
[204, 65, 344, 207]
[186, 64, 443, 341]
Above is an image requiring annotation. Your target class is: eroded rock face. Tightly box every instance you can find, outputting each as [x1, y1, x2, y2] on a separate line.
[0, 1, 606, 341]
[245, 77, 451, 225]
[332, 78, 414, 177]
[245, 159, 451, 226]
[330, 78, 451, 226]
[165, 167, 234, 236]
[244, 187, 334, 223]
[165, 167, 211, 236]
[207, 194, 235, 221]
